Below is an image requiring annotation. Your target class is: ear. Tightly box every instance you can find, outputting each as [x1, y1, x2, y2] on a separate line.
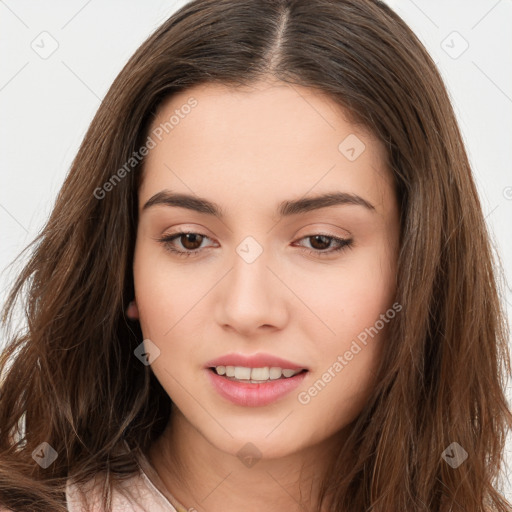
[126, 300, 139, 320]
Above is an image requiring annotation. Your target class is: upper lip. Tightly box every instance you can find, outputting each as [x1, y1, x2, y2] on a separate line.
[205, 353, 308, 371]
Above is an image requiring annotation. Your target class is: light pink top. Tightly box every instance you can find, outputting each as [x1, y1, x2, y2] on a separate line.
[66, 453, 189, 512]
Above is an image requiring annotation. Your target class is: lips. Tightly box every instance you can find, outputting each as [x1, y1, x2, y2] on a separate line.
[204, 352, 309, 407]
[204, 353, 308, 371]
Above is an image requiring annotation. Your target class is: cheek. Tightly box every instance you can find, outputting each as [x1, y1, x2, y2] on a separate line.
[132, 256, 210, 431]
[132, 242, 210, 389]
[295, 242, 396, 406]
[133, 240, 194, 336]
[298, 242, 396, 345]
[298, 349, 379, 444]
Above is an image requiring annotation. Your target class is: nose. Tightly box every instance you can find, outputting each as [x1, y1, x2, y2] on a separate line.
[214, 247, 288, 336]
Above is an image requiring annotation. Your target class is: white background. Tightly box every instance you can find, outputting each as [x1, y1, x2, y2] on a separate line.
[0, 0, 511, 499]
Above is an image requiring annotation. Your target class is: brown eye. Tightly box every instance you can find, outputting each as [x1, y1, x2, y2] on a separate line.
[178, 233, 205, 251]
[157, 231, 213, 258]
[294, 233, 353, 258]
[308, 235, 332, 251]
[157, 231, 353, 260]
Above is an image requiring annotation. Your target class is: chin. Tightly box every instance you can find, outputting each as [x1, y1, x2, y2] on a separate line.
[205, 427, 311, 462]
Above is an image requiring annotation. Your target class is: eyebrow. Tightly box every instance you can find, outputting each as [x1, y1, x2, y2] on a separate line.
[142, 190, 376, 218]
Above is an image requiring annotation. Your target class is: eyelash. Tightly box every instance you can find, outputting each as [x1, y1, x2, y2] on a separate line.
[157, 230, 354, 259]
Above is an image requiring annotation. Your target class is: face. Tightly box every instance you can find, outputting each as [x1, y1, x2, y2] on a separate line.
[132, 80, 400, 460]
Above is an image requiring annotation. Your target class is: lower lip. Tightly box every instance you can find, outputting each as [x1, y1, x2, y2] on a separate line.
[205, 368, 308, 407]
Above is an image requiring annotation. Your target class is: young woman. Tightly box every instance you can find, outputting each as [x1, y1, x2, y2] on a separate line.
[1, 0, 510, 511]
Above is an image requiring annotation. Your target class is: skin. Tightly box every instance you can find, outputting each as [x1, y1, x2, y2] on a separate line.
[130, 79, 400, 512]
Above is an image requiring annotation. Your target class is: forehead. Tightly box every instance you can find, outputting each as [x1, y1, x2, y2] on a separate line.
[139, 81, 393, 216]
[149, 80, 377, 151]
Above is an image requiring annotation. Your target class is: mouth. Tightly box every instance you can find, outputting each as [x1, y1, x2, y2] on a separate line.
[208, 365, 308, 383]
[205, 365, 309, 407]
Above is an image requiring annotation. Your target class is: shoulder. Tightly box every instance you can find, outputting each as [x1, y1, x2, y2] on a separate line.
[66, 473, 107, 512]
[66, 470, 178, 512]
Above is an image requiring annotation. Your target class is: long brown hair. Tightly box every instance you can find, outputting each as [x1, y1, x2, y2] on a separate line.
[1, 0, 511, 510]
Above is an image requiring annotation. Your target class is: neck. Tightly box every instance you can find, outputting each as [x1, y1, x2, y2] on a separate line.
[147, 408, 351, 512]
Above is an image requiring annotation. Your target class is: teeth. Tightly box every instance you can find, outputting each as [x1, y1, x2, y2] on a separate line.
[234, 367, 251, 380]
[251, 367, 269, 380]
[213, 365, 303, 381]
[269, 367, 282, 380]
